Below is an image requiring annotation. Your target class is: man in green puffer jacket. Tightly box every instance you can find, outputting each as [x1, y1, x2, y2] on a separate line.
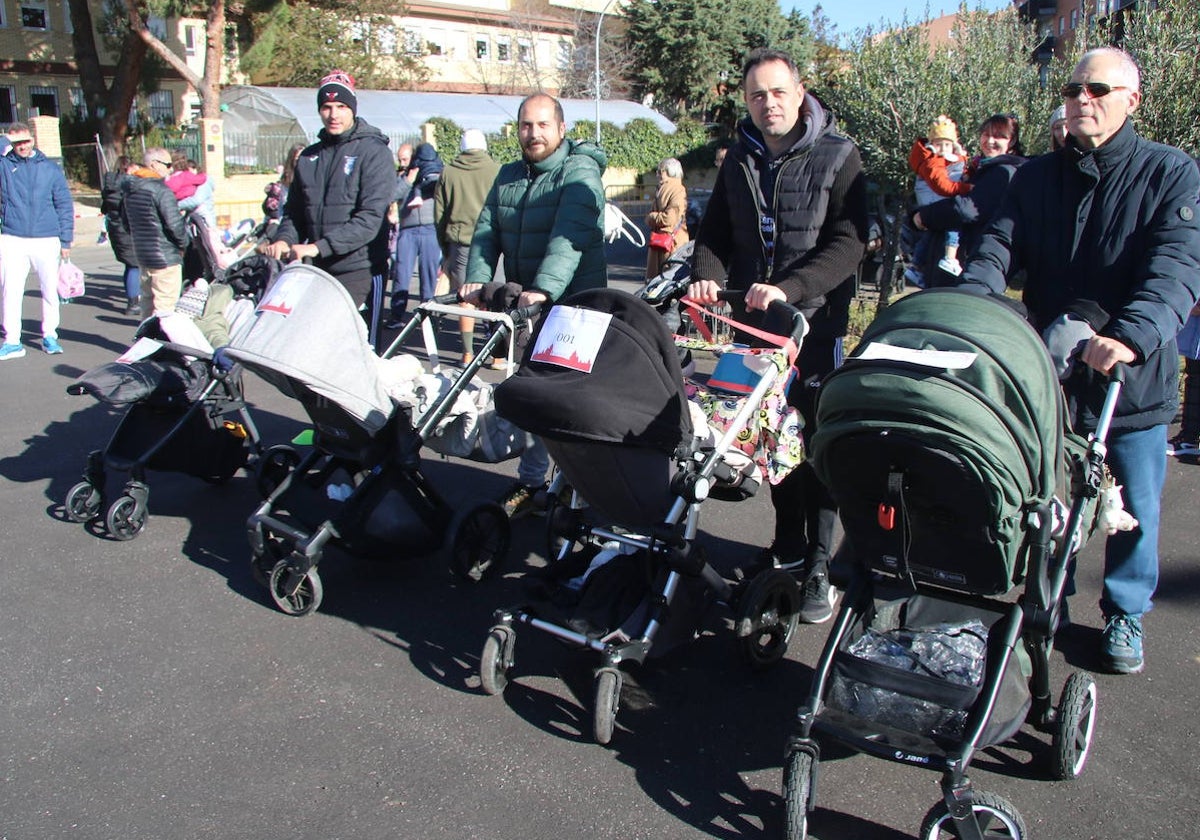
[463, 92, 608, 518]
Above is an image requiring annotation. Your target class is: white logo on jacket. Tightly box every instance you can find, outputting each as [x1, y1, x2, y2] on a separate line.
[343, 156, 358, 176]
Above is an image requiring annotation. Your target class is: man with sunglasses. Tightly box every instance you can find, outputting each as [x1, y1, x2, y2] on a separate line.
[120, 147, 190, 321]
[962, 47, 1200, 675]
[0, 123, 74, 360]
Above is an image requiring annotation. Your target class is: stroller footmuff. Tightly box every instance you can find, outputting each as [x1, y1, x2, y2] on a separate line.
[478, 287, 810, 744]
[782, 288, 1124, 840]
[226, 265, 538, 616]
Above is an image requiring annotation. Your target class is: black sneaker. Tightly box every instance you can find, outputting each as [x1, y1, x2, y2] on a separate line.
[799, 569, 836, 624]
[384, 316, 405, 330]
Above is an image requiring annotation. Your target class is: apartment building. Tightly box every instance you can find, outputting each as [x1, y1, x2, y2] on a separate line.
[0, 0, 216, 127]
[1016, 0, 1140, 56]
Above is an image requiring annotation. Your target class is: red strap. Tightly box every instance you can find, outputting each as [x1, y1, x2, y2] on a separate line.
[679, 298, 799, 365]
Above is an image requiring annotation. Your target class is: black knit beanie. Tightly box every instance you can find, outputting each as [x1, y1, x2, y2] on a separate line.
[317, 70, 357, 115]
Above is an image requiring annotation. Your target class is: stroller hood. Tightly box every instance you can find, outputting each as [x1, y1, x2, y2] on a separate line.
[494, 288, 691, 453]
[224, 264, 393, 433]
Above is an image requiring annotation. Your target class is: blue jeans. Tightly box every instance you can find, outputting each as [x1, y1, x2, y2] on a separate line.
[1099, 423, 1167, 618]
[392, 225, 440, 316]
[123, 264, 140, 299]
[517, 435, 550, 487]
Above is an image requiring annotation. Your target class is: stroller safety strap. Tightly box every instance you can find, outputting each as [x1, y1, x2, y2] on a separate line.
[680, 299, 799, 365]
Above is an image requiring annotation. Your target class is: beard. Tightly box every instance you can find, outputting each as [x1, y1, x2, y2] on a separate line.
[522, 137, 560, 163]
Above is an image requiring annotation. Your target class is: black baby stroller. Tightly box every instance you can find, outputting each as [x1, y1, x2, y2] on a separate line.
[478, 287, 811, 744]
[781, 288, 1127, 840]
[63, 282, 267, 540]
[225, 264, 539, 616]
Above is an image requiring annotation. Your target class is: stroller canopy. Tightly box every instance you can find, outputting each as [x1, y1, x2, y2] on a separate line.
[495, 288, 691, 453]
[224, 264, 392, 433]
[817, 289, 1063, 508]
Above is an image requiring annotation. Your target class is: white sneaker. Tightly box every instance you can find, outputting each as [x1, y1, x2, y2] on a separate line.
[0, 343, 26, 361]
[937, 257, 963, 276]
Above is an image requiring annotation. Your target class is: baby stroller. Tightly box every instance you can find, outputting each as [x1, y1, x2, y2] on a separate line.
[225, 264, 539, 616]
[478, 286, 811, 744]
[63, 279, 268, 540]
[781, 288, 1126, 840]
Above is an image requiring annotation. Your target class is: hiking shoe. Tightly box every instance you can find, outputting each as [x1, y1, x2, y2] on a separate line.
[799, 569, 837, 624]
[125, 298, 142, 316]
[1101, 613, 1144, 674]
[42, 337, 63, 355]
[903, 266, 925, 288]
[499, 482, 547, 520]
[0, 343, 25, 361]
[1166, 433, 1200, 456]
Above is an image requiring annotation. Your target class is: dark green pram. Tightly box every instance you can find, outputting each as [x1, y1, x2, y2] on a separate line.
[783, 288, 1124, 840]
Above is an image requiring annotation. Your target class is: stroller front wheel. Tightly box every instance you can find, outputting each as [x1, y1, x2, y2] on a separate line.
[105, 495, 147, 541]
[918, 790, 1027, 840]
[592, 667, 623, 746]
[268, 560, 323, 616]
[479, 626, 514, 695]
[1050, 671, 1098, 780]
[65, 482, 102, 522]
[782, 748, 815, 840]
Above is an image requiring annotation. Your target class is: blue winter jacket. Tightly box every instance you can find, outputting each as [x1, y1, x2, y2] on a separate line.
[0, 148, 74, 245]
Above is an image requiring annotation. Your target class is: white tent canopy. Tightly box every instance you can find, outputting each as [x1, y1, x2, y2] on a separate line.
[220, 85, 676, 142]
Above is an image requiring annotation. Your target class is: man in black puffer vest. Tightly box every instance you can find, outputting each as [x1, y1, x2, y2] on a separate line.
[689, 48, 868, 624]
[122, 147, 190, 320]
[262, 70, 394, 348]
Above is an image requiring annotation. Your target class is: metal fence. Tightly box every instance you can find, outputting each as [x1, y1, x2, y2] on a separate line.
[222, 131, 424, 174]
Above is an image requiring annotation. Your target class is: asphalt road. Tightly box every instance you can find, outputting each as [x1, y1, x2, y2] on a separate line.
[0, 240, 1197, 840]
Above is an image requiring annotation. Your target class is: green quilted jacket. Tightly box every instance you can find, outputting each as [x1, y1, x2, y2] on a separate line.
[466, 139, 607, 301]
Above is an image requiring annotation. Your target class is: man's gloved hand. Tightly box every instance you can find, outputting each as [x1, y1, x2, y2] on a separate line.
[213, 346, 235, 372]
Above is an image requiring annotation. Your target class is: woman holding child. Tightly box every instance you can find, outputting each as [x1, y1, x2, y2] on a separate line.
[912, 113, 1025, 287]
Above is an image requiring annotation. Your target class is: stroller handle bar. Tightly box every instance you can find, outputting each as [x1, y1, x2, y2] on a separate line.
[1091, 364, 1125, 447]
[428, 292, 544, 328]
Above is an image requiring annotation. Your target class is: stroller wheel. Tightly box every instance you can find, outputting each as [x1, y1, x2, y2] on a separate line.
[592, 667, 623, 746]
[918, 791, 1027, 840]
[782, 748, 816, 840]
[255, 445, 300, 500]
[268, 560, 324, 617]
[1050, 671, 1098, 780]
[105, 495, 147, 541]
[479, 626, 514, 695]
[448, 502, 510, 583]
[251, 536, 291, 588]
[735, 569, 802, 670]
[65, 482, 102, 523]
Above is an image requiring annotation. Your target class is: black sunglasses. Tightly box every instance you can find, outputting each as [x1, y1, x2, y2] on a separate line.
[1060, 81, 1128, 100]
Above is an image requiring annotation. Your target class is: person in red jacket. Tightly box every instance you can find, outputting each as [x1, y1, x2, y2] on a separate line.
[905, 115, 972, 285]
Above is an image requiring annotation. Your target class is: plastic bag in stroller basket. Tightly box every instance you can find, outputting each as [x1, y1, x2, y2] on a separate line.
[680, 340, 804, 484]
[827, 595, 1031, 746]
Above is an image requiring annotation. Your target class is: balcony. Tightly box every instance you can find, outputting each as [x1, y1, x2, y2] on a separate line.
[1016, 0, 1058, 20]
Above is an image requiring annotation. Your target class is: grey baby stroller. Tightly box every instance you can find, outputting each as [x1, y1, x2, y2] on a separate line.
[782, 289, 1129, 840]
[62, 280, 267, 540]
[478, 287, 811, 744]
[224, 264, 538, 616]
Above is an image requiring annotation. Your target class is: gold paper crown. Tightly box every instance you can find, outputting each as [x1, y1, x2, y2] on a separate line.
[927, 115, 959, 144]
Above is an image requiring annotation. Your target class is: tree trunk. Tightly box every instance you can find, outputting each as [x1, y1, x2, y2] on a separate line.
[123, 0, 224, 118]
[66, 0, 147, 160]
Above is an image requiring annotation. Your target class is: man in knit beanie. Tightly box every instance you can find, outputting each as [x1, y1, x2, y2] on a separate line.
[261, 70, 394, 347]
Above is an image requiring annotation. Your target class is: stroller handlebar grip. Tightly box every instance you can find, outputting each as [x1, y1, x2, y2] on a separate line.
[432, 292, 461, 305]
[511, 302, 544, 325]
[1110, 363, 1126, 385]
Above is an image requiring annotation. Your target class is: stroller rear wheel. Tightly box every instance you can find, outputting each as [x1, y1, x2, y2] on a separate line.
[592, 667, 623, 746]
[918, 791, 1027, 840]
[448, 502, 510, 582]
[65, 482, 102, 522]
[782, 748, 816, 840]
[1050, 671, 1097, 780]
[105, 495, 147, 541]
[479, 626, 515, 695]
[268, 559, 324, 616]
[735, 569, 803, 670]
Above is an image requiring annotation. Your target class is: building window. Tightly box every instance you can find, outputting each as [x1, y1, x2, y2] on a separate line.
[403, 29, 422, 55]
[69, 87, 87, 119]
[0, 1, 6, 26]
[184, 24, 197, 56]
[475, 35, 489, 61]
[28, 85, 59, 117]
[61, 0, 72, 32]
[517, 38, 532, 65]
[0, 87, 16, 123]
[557, 39, 572, 70]
[148, 90, 175, 125]
[1070, 8, 1078, 27]
[21, 0, 48, 30]
[145, 14, 166, 39]
[1058, 16, 1064, 34]
[376, 24, 397, 54]
[425, 30, 445, 57]
[496, 35, 511, 63]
